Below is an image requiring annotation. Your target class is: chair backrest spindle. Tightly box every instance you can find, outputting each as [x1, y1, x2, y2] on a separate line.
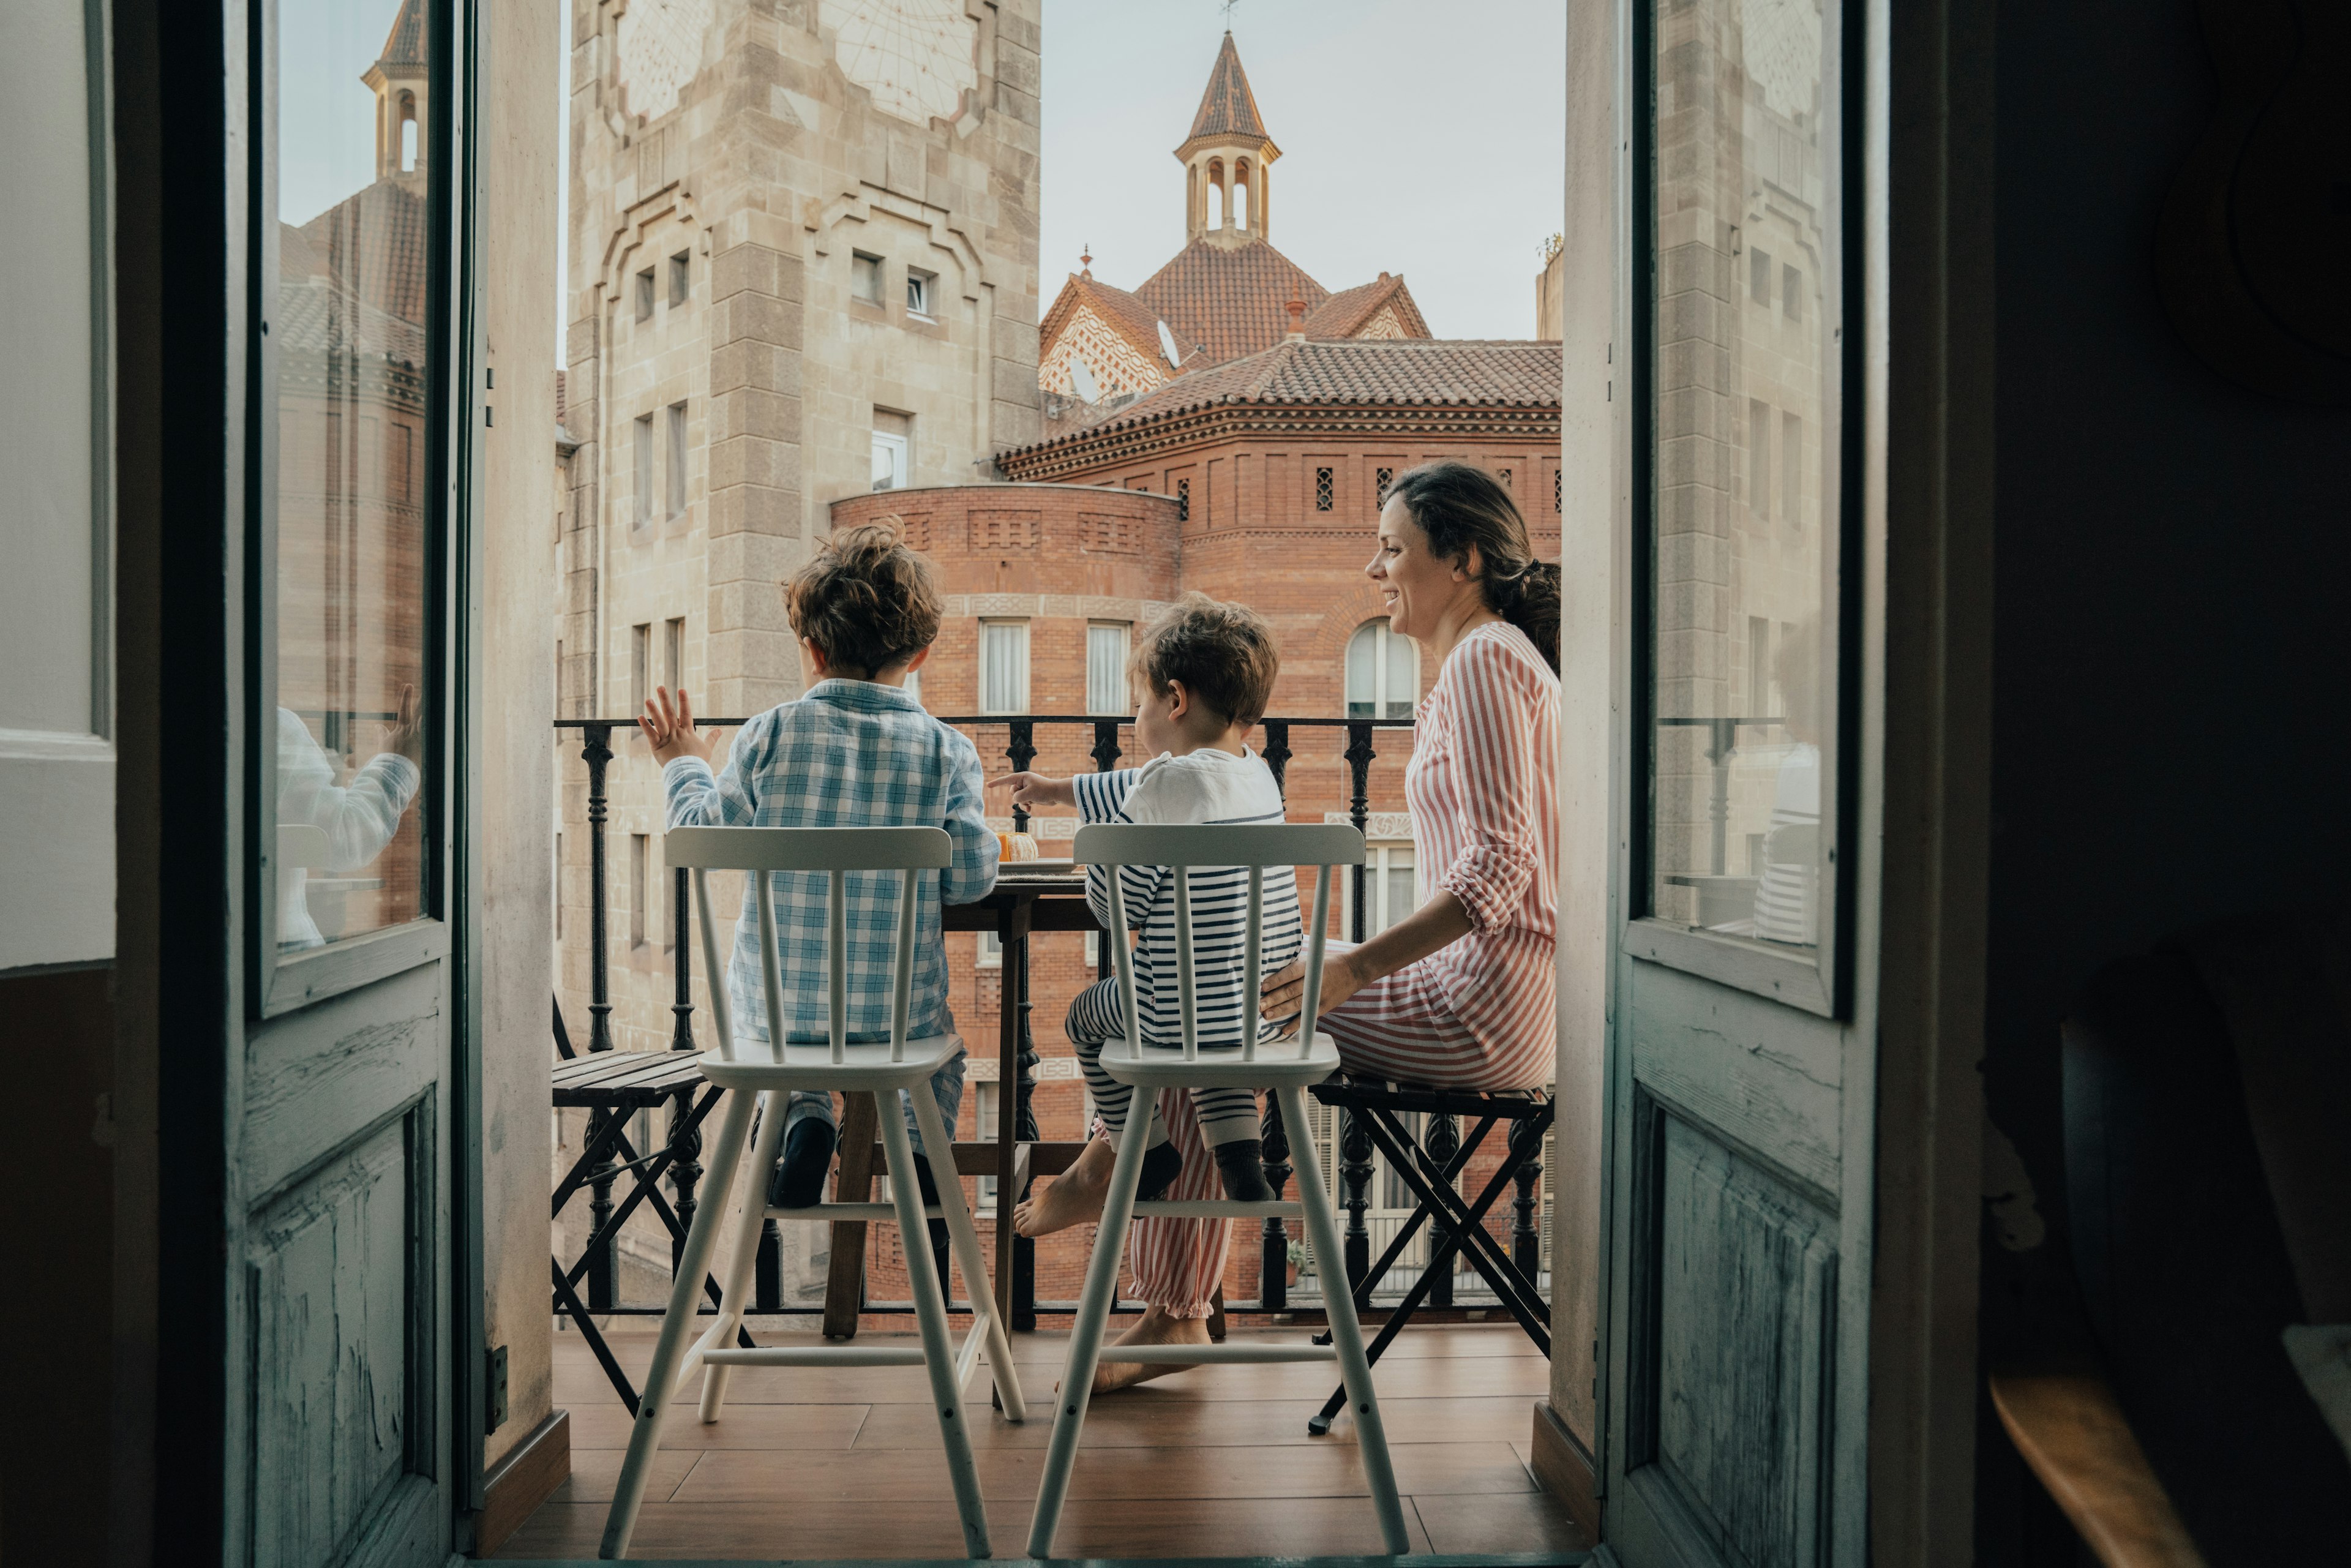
[694, 868, 733, 1060]
[890, 868, 917, 1062]
[828, 869, 848, 1063]
[755, 872, 787, 1066]
[1172, 865, 1198, 1060]
[1300, 865, 1332, 1059]
[1242, 866, 1264, 1062]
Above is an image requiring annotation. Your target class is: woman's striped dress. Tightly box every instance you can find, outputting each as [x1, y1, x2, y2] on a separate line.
[1126, 620, 1561, 1315]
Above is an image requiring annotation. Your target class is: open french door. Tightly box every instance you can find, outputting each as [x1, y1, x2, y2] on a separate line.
[1589, 0, 1884, 1561]
[160, 0, 481, 1559]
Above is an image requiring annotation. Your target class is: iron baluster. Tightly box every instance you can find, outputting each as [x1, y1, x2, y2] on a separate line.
[1006, 719, 1037, 835]
[582, 723, 615, 1052]
[1344, 721, 1376, 942]
[665, 1087, 702, 1272]
[1090, 719, 1122, 775]
[1340, 1106, 1375, 1290]
[1261, 719, 1290, 795]
[1510, 1114, 1545, 1278]
[669, 866, 694, 1051]
[1260, 1093, 1292, 1312]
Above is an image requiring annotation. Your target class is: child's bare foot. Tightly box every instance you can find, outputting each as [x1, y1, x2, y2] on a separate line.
[1093, 1306, 1213, 1393]
[1013, 1138, 1112, 1237]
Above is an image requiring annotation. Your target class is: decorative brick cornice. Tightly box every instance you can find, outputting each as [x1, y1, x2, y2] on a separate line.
[996, 402, 1561, 482]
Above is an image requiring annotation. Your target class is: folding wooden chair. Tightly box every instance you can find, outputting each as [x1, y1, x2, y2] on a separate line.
[1026, 822, 1411, 1558]
[599, 826, 1026, 1560]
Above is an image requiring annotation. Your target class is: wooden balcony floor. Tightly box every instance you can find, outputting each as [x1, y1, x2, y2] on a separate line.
[498, 1324, 1591, 1560]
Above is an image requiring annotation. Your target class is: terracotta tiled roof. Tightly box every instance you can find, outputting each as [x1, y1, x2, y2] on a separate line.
[1003, 339, 1562, 460]
[1182, 32, 1273, 149]
[1133, 238, 1329, 366]
[297, 179, 430, 327]
[1305, 273, 1433, 340]
[377, 0, 427, 70]
[1041, 271, 1180, 375]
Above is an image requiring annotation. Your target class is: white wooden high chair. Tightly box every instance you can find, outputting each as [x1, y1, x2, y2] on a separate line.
[1026, 822, 1411, 1558]
[599, 825, 1026, 1561]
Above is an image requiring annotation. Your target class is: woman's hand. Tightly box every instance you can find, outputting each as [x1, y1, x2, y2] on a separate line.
[639, 685, 714, 766]
[1260, 950, 1368, 1032]
[988, 771, 1075, 811]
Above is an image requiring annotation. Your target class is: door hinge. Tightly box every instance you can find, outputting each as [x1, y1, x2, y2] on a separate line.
[486, 1343, 509, 1433]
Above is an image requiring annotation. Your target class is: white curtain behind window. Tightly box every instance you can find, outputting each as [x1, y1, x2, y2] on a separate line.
[1087, 623, 1129, 715]
[981, 620, 1028, 714]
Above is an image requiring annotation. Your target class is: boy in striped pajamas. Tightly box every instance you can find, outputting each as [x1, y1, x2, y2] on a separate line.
[998, 593, 1302, 1225]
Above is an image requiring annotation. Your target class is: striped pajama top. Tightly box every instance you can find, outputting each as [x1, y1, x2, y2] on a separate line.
[1408, 620, 1560, 1057]
[1072, 747, 1304, 1048]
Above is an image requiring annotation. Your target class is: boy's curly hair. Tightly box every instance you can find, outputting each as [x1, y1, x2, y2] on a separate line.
[784, 520, 942, 678]
[1128, 591, 1281, 729]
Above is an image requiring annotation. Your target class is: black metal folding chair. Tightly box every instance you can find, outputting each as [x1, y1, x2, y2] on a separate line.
[550, 997, 753, 1414]
[1303, 1078, 1554, 1435]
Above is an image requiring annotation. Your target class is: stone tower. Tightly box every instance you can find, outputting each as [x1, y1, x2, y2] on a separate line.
[560, 0, 1043, 721]
[362, 0, 430, 192]
[1177, 31, 1278, 250]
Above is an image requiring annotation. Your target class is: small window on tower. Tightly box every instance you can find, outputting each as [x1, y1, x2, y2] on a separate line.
[1750, 247, 1773, 307]
[906, 268, 936, 317]
[1314, 467, 1334, 512]
[669, 252, 691, 307]
[1176, 478, 1190, 522]
[635, 268, 656, 322]
[852, 252, 883, 306]
[1782, 263, 1803, 324]
[1375, 467, 1394, 506]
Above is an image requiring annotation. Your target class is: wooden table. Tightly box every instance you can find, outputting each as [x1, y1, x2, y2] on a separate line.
[819, 865, 1101, 1335]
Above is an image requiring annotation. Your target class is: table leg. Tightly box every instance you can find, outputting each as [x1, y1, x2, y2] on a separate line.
[821, 1093, 879, 1339]
[994, 902, 1028, 1330]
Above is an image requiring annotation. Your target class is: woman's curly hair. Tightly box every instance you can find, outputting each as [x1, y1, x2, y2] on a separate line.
[784, 519, 942, 678]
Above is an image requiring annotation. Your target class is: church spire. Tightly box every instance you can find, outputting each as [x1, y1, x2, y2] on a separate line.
[1175, 33, 1281, 250]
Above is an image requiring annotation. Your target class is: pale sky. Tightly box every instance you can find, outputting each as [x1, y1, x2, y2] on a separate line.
[1040, 1, 1566, 341]
[552, 1, 1567, 360]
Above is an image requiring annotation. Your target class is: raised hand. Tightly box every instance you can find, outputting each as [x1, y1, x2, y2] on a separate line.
[639, 685, 713, 766]
[987, 770, 1076, 811]
[383, 683, 426, 768]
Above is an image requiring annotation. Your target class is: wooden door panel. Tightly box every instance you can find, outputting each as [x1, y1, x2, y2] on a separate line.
[1628, 1101, 1837, 1568]
[246, 1100, 437, 1568]
[1627, 963, 1843, 1198]
[242, 965, 444, 1200]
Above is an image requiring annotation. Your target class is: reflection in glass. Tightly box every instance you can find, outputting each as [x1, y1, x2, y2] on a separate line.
[1649, 0, 1837, 952]
[273, 0, 432, 948]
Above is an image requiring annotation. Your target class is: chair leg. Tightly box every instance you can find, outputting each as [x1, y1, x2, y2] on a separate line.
[879, 1090, 991, 1558]
[600, 1087, 756, 1561]
[1026, 1113, 1156, 1559]
[698, 1088, 788, 1423]
[1280, 1084, 1411, 1555]
[906, 1086, 1027, 1424]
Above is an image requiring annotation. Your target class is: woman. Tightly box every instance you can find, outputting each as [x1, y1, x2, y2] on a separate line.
[1026, 461, 1562, 1389]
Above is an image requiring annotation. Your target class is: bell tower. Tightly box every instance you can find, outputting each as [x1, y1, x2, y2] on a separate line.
[362, 0, 429, 190]
[1176, 32, 1280, 250]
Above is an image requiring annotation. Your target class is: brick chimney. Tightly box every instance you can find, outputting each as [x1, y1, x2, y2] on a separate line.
[1284, 294, 1306, 342]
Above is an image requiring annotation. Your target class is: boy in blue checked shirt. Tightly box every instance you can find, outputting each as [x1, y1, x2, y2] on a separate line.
[637, 522, 997, 1212]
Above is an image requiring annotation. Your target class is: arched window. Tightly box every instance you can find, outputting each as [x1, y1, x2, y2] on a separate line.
[1234, 163, 1251, 231]
[398, 93, 418, 171]
[1206, 162, 1224, 228]
[1345, 619, 1417, 719]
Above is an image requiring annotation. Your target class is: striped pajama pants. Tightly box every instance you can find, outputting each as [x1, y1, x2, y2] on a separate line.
[1125, 944, 1551, 1317]
[1065, 976, 1264, 1149]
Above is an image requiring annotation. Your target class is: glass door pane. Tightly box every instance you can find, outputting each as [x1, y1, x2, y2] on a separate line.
[1648, 0, 1839, 959]
[270, 0, 437, 954]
